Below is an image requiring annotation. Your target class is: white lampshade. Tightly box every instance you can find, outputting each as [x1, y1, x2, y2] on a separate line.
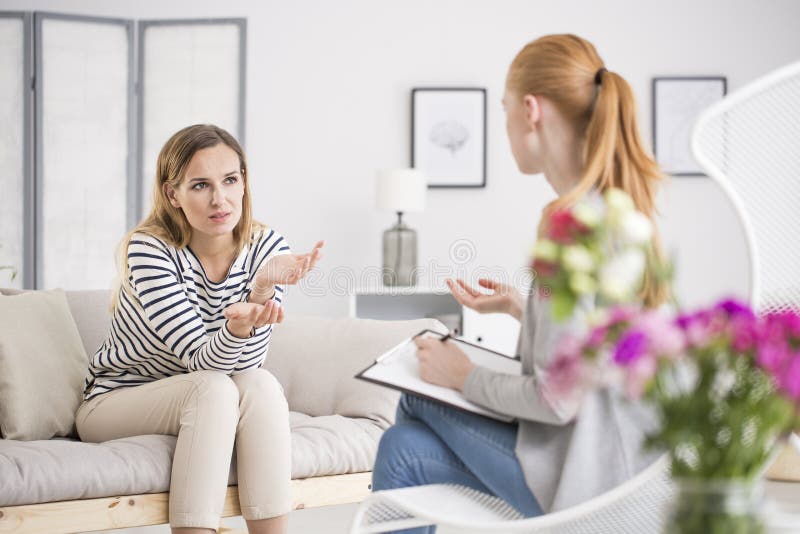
[375, 169, 427, 212]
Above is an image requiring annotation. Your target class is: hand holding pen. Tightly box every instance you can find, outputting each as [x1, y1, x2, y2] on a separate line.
[413, 332, 475, 392]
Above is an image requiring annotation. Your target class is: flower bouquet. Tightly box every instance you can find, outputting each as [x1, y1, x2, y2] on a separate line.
[531, 188, 666, 321]
[550, 300, 800, 532]
[533, 189, 800, 533]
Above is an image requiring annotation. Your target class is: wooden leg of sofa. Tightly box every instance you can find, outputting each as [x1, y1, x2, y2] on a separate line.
[765, 442, 800, 482]
[218, 521, 247, 534]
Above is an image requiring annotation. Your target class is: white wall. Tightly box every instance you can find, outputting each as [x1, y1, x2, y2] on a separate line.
[4, 0, 800, 316]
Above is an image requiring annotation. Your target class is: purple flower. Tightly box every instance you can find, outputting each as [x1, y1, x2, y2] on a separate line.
[715, 298, 755, 319]
[614, 330, 648, 365]
[675, 312, 695, 330]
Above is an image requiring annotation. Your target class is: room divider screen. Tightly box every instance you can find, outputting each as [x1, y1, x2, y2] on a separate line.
[36, 12, 134, 290]
[138, 18, 246, 215]
[1, 12, 246, 290]
[0, 12, 31, 289]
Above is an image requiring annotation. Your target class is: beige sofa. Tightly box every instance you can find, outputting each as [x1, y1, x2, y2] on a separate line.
[0, 288, 440, 533]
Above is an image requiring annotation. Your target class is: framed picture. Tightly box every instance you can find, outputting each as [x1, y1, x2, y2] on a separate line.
[411, 87, 486, 188]
[652, 77, 727, 176]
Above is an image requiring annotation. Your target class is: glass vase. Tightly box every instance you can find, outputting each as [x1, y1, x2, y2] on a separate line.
[665, 478, 765, 534]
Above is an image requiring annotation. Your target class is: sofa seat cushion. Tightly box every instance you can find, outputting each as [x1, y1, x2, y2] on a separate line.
[0, 412, 381, 507]
[286, 412, 382, 479]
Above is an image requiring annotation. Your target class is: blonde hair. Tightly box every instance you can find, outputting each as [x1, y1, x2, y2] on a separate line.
[507, 34, 668, 308]
[111, 124, 265, 310]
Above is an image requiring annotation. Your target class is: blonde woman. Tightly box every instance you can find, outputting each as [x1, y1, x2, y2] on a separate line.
[372, 34, 669, 531]
[77, 124, 323, 534]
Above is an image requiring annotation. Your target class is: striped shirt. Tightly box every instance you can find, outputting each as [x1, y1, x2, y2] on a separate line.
[83, 228, 290, 400]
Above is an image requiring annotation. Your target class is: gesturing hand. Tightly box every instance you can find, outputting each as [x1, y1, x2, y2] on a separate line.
[446, 278, 524, 320]
[224, 301, 284, 339]
[414, 336, 475, 392]
[254, 240, 325, 291]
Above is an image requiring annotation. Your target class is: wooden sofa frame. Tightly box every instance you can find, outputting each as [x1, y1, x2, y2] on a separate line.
[0, 472, 371, 533]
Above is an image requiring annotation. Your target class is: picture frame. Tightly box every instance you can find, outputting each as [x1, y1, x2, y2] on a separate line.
[652, 76, 727, 176]
[411, 87, 487, 188]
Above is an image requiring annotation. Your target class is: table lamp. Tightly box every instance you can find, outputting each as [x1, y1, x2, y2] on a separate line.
[375, 169, 426, 286]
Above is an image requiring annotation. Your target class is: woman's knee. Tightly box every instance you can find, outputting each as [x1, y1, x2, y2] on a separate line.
[373, 421, 438, 490]
[398, 393, 434, 419]
[232, 368, 288, 410]
[185, 370, 239, 409]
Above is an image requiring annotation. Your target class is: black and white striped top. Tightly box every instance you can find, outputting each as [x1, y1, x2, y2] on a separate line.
[83, 228, 290, 400]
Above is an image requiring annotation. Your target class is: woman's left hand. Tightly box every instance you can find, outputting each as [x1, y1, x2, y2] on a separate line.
[254, 240, 325, 289]
[414, 337, 476, 392]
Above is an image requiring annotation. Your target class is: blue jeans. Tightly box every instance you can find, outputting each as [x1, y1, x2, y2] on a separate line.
[372, 394, 542, 534]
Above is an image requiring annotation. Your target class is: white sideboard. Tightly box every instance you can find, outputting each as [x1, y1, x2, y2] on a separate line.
[349, 288, 520, 356]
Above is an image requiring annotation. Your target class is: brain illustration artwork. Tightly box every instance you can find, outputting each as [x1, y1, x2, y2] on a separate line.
[429, 121, 469, 155]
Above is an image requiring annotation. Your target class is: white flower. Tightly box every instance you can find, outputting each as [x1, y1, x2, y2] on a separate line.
[618, 211, 653, 246]
[605, 188, 635, 215]
[569, 272, 597, 295]
[562, 245, 595, 273]
[598, 248, 646, 302]
[573, 202, 602, 229]
[533, 239, 559, 262]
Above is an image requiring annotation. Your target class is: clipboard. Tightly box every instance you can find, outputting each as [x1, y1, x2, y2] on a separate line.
[354, 329, 521, 422]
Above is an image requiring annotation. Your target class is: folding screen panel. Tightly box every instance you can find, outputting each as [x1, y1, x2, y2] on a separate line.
[36, 13, 133, 289]
[138, 19, 246, 216]
[0, 13, 31, 289]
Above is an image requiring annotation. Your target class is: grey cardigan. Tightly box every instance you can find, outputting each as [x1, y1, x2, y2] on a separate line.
[462, 289, 661, 512]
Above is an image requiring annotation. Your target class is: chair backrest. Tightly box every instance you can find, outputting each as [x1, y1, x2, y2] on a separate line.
[691, 62, 800, 314]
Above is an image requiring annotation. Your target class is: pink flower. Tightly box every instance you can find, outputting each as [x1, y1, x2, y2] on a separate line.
[634, 311, 685, 360]
[532, 258, 559, 279]
[779, 354, 800, 401]
[546, 336, 587, 399]
[546, 209, 590, 245]
[678, 310, 726, 348]
[624, 353, 658, 399]
[608, 305, 639, 325]
[730, 315, 759, 352]
[756, 343, 791, 381]
[586, 326, 609, 351]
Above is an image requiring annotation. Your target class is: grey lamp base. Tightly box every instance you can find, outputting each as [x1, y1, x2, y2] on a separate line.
[382, 221, 417, 287]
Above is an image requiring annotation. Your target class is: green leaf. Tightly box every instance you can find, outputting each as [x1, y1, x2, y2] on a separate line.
[551, 291, 577, 322]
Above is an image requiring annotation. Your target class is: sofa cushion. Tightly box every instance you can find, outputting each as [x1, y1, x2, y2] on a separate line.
[266, 315, 444, 428]
[287, 412, 382, 478]
[0, 290, 88, 440]
[0, 288, 111, 362]
[0, 412, 381, 507]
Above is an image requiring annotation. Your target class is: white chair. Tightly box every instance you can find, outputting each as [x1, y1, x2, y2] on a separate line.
[691, 60, 800, 317]
[349, 456, 673, 533]
[691, 60, 800, 460]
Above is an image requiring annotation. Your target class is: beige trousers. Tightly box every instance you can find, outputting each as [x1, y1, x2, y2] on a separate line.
[76, 369, 292, 530]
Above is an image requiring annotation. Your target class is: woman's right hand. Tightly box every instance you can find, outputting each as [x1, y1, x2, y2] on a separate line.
[223, 301, 284, 339]
[446, 278, 524, 321]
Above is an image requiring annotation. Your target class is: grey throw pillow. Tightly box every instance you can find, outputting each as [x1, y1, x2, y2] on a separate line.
[0, 289, 88, 440]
